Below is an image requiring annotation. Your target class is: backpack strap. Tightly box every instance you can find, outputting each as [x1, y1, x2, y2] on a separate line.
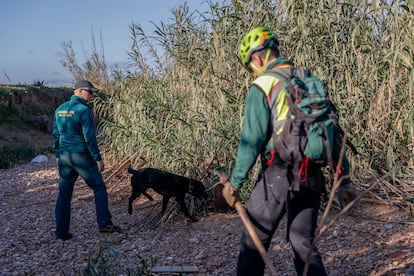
[322, 122, 334, 171]
[264, 68, 313, 121]
[265, 67, 311, 83]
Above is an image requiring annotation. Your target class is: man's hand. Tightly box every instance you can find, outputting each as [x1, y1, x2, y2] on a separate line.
[97, 160, 105, 172]
[337, 183, 357, 209]
[219, 172, 240, 208]
[223, 182, 240, 208]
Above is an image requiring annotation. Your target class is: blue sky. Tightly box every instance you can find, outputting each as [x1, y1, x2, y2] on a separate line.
[0, 0, 209, 86]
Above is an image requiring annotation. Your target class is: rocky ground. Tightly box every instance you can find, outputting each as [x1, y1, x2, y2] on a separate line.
[0, 155, 413, 276]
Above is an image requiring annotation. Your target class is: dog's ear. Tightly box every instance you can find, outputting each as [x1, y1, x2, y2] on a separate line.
[127, 166, 135, 174]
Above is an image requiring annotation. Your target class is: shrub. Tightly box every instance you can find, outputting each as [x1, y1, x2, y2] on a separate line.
[83, 242, 153, 275]
[0, 146, 36, 169]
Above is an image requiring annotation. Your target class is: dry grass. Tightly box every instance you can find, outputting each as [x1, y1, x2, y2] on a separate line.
[59, 0, 413, 208]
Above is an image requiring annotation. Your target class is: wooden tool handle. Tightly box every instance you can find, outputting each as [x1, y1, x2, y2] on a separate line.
[235, 201, 278, 276]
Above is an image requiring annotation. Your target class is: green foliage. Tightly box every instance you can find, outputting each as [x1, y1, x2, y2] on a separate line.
[83, 242, 152, 275]
[0, 105, 17, 122]
[0, 146, 36, 169]
[0, 84, 71, 168]
[61, 0, 413, 197]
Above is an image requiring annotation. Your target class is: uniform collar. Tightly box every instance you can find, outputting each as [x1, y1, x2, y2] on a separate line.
[266, 57, 293, 70]
[71, 95, 91, 107]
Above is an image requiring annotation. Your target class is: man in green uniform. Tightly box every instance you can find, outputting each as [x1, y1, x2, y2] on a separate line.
[223, 27, 356, 275]
[53, 80, 121, 240]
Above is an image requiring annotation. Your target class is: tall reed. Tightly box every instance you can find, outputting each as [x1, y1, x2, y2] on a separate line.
[62, 0, 413, 197]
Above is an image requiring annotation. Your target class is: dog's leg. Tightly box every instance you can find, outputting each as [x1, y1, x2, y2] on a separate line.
[175, 197, 198, 222]
[128, 191, 142, 215]
[161, 196, 170, 217]
[159, 196, 172, 223]
[128, 197, 135, 215]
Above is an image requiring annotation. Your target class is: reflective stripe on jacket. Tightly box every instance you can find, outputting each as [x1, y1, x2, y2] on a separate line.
[252, 62, 292, 135]
[230, 58, 293, 188]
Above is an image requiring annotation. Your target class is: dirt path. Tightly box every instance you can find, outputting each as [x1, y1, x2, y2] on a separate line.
[0, 155, 413, 275]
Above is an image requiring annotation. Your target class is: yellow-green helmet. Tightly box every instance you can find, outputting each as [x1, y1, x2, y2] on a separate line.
[239, 26, 279, 67]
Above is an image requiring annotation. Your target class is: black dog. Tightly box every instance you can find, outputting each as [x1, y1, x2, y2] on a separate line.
[127, 167, 208, 222]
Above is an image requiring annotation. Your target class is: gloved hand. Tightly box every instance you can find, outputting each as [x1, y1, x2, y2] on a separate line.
[219, 172, 240, 208]
[223, 181, 240, 208]
[337, 182, 357, 209]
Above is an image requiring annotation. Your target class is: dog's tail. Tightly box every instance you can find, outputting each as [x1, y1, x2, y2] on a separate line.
[127, 166, 138, 174]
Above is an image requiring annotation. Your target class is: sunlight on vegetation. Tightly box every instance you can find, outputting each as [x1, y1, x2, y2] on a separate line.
[51, 0, 414, 273]
[60, 0, 413, 203]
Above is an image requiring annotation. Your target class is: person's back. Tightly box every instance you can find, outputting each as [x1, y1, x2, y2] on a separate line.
[53, 95, 101, 160]
[222, 27, 357, 276]
[53, 80, 121, 241]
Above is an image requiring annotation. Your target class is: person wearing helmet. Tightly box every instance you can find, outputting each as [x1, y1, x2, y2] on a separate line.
[222, 27, 329, 275]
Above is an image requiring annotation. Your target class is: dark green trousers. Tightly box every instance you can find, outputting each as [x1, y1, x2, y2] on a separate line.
[237, 163, 327, 276]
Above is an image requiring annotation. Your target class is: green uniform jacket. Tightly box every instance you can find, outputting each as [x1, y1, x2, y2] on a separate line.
[230, 58, 351, 188]
[230, 58, 292, 188]
[52, 95, 102, 161]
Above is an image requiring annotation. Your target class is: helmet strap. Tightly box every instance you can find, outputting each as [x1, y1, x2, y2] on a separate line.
[250, 48, 272, 76]
[263, 48, 271, 69]
[249, 62, 262, 74]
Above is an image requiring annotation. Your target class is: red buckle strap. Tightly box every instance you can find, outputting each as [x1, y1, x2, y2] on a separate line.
[332, 160, 343, 176]
[266, 150, 276, 165]
[298, 156, 309, 182]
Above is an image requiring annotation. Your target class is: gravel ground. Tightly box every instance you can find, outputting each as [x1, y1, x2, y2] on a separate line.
[0, 155, 413, 276]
